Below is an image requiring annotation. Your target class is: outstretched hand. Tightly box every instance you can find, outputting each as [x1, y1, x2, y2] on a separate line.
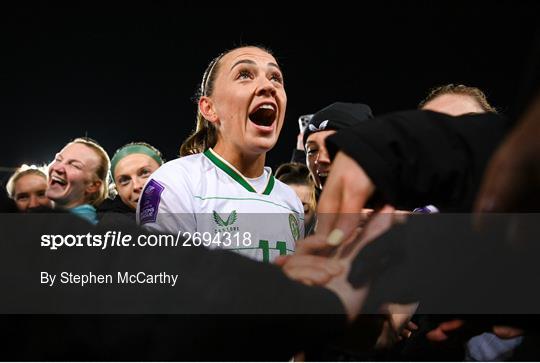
[316, 151, 376, 246]
[276, 206, 401, 321]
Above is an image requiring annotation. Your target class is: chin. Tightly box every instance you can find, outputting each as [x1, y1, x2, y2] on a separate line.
[251, 144, 274, 155]
[253, 136, 278, 152]
[45, 192, 60, 203]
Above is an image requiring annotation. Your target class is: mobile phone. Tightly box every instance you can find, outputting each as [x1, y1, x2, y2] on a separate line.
[298, 114, 314, 133]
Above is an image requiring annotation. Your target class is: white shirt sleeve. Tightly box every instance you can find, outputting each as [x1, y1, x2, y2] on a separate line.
[296, 195, 305, 240]
[136, 162, 197, 235]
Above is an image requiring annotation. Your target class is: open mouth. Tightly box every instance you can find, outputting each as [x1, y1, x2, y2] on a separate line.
[50, 175, 68, 188]
[249, 104, 276, 127]
[318, 172, 329, 186]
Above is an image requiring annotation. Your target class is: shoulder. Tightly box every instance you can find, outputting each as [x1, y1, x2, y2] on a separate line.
[140, 155, 207, 205]
[271, 178, 304, 214]
[138, 155, 206, 225]
[148, 154, 209, 184]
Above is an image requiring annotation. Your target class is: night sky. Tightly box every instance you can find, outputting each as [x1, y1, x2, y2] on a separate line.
[1, 2, 539, 180]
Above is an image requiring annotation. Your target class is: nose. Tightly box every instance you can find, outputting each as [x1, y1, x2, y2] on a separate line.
[315, 146, 331, 166]
[50, 160, 65, 174]
[133, 177, 145, 195]
[256, 77, 277, 97]
[28, 194, 40, 209]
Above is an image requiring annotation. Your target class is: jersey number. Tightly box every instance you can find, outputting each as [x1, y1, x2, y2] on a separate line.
[258, 240, 287, 263]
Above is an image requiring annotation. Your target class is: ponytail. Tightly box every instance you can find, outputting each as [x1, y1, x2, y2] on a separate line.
[179, 112, 218, 156]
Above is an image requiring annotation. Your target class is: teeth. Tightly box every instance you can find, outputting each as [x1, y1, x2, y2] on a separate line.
[258, 104, 275, 111]
[318, 172, 329, 177]
[51, 176, 67, 185]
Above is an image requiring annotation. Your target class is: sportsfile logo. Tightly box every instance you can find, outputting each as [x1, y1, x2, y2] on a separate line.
[213, 210, 239, 233]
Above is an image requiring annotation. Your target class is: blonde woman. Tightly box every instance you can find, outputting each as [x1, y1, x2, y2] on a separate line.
[6, 164, 52, 212]
[46, 137, 110, 224]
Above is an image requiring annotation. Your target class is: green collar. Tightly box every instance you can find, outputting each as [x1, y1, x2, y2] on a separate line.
[203, 148, 275, 195]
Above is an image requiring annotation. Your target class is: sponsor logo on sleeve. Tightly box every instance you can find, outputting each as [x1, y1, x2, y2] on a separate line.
[139, 179, 164, 225]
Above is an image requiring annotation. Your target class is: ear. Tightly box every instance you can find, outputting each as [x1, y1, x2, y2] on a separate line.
[85, 180, 102, 196]
[199, 96, 219, 124]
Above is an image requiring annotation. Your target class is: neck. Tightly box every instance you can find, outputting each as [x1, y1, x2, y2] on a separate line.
[212, 143, 265, 178]
[56, 198, 89, 210]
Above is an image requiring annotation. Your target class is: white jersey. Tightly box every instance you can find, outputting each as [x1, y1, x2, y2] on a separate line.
[137, 148, 304, 262]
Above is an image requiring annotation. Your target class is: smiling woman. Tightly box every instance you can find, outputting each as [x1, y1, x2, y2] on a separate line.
[46, 137, 111, 224]
[6, 165, 52, 212]
[110, 142, 164, 211]
[137, 45, 304, 263]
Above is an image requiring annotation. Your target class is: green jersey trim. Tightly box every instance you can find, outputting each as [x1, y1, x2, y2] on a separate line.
[203, 148, 275, 195]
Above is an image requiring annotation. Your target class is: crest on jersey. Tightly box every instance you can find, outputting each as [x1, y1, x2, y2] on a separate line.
[289, 213, 300, 240]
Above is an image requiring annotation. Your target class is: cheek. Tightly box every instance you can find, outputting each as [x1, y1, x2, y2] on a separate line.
[117, 185, 132, 201]
[15, 200, 28, 208]
[67, 170, 85, 185]
[217, 90, 246, 116]
[279, 91, 287, 109]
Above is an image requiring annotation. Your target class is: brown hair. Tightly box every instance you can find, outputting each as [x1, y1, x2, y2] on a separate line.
[179, 45, 273, 156]
[419, 84, 497, 113]
[275, 162, 317, 213]
[69, 137, 111, 206]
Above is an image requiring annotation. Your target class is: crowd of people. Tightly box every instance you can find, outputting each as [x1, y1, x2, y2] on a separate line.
[1, 45, 540, 361]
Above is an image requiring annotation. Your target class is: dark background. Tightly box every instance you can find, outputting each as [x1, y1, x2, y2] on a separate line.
[1, 1, 539, 180]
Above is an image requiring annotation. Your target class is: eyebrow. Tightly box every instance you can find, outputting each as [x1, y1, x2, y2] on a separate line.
[57, 153, 85, 166]
[230, 59, 281, 72]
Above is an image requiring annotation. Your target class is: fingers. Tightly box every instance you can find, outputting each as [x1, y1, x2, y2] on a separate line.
[315, 173, 342, 238]
[329, 182, 374, 243]
[273, 255, 290, 267]
[400, 329, 412, 340]
[285, 267, 332, 285]
[360, 205, 397, 244]
[407, 321, 419, 331]
[295, 234, 334, 256]
[426, 327, 449, 342]
[282, 255, 344, 285]
[492, 325, 524, 339]
[400, 320, 419, 339]
[439, 319, 466, 332]
[426, 319, 465, 342]
[337, 205, 397, 260]
[316, 152, 375, 244]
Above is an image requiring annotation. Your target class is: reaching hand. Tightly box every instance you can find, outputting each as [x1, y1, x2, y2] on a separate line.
[316, 151, 376, 246]
[276, 206, 400, 321]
